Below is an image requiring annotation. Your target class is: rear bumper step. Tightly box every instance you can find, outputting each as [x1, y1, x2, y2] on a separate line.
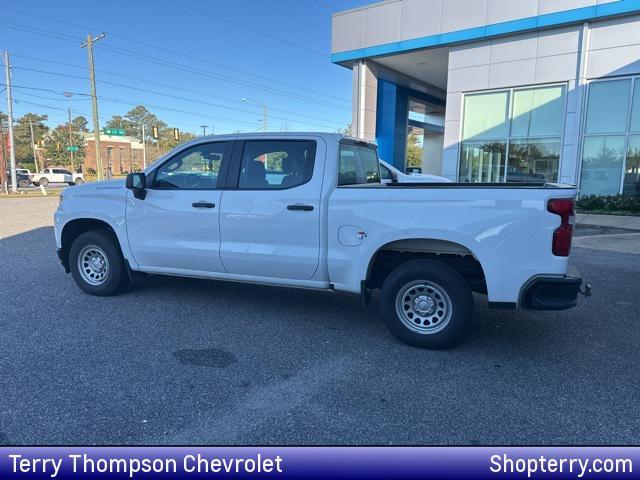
[521, 269, 583, 311]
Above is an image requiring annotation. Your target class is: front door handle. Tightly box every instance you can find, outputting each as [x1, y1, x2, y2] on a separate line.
[287, 204, 314, 212]
[192, 201, 216, 209]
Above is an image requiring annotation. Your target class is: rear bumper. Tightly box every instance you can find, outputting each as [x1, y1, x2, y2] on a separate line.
[520, 268, 583, 310]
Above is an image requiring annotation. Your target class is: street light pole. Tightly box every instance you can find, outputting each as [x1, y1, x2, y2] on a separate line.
[81, 33, 106, 180]
[67, 108, 74, 172]
[3, 51, 17, 193]
[28, 118, 39, 174]
[241, 98, 269, 132]
[141, 123, 147, 169]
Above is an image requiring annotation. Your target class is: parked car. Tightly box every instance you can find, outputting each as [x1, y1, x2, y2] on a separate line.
[32, 168, 84, 187]
[4, 170, 32, 188]
[380, 159, 452, 184]
[54, 133, 585, 349]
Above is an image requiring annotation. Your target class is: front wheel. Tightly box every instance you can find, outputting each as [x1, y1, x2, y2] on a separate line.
[39, 178, 49, 187]
[74, 177, 84, 184]
[379, 259, 474, 349]
[69, 230, 129, 296]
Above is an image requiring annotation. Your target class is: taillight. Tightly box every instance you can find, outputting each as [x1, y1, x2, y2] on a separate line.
[547, 198, 575, 257]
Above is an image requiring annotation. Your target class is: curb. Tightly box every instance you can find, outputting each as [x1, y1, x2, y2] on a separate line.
[576, 213, 640, 231]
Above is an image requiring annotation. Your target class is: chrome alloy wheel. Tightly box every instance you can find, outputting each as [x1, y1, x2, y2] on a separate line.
[77, 245, 110, 286]
[395, 280, 453, 334]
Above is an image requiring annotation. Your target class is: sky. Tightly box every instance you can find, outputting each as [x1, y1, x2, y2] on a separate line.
[0, 0, 371, 136]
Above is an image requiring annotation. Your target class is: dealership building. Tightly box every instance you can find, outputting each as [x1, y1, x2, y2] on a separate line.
[332, 0, 640, 195]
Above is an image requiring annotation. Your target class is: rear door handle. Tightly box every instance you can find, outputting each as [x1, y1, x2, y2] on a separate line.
[192, 201, 216, 209]
[287, 204, 314, 212]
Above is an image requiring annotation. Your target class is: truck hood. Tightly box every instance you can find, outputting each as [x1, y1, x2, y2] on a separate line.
[65, 179, 127, 197]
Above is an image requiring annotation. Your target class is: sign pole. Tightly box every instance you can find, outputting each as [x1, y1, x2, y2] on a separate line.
[141, 124, 147, 169]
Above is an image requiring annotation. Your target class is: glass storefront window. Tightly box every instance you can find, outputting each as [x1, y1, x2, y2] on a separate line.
[585, 79, 632, 134]
[508, 138, 561, 183]
[631, 81, 640, 133]
[462, 91, 510, 140]
[580, 136, 626, 196]
[459, 142, 506, 183]
[460, 85, 566, 183]
[624, 135, 640, 195]
[511, 86, 566, 138]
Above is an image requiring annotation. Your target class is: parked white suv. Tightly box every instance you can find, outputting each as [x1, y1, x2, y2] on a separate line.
[33, 168, 84, 187]
[379, 159, 451, 184]
[54, 133, 585, 349]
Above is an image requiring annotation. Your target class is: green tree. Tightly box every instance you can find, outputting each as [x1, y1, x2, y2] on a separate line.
[337, 123, 352, 136]
[13, 113, 49, 167]
[406, 132, 423, 169]
[106, 106, 166, 140]
[43, 124, 86, 169]
[72, 115, 89, 133]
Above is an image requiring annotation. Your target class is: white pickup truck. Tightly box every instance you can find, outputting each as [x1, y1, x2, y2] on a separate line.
[54, 133, 586, 349]
[32, 168, 84, 187]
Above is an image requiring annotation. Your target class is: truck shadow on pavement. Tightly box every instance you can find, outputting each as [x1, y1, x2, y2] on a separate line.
[2, 226, 566, 355]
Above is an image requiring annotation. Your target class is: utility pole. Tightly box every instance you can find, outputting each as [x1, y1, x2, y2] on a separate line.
[67, 108, 74, 172]
[0, 112, 7, 194]
[200, 125, 208, 136]
[141, 123, 147, 169]
[262, 105, 268, 132]
[81, 33, 106, 180]
[28, 118, 39, 174]
[3, 51, 17, 193]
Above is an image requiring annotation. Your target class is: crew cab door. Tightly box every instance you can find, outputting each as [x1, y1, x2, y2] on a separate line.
[219, 138, 322, 280]
[126, 140, 232, 273]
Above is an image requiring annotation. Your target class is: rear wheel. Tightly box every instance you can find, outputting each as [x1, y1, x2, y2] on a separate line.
[69, 230, 129, 296]
[379, 259, 474, 349]
[39, 177, 49, 187]
[18, 179, 30, 188]
[74, 177, 84, 184]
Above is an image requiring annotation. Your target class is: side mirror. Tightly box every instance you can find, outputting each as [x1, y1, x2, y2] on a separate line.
[126, 172, 147, 200]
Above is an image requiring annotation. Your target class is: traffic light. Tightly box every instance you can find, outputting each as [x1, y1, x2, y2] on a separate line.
[151, 125, 159, 140]
[173, 128, 179, 141]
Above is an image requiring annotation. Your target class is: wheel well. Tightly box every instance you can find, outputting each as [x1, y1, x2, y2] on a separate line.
[365, 239, 487, 294]
[60, 219, 119, 272]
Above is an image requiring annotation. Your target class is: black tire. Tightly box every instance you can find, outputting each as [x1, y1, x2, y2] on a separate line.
[39, 178, 49, 187]
[68, 182, 75, 186]
[379, 259, 474, 349]
[18, 179, 30, 188]
[69, 230, 129, 296]
[74, 177, 84, 184]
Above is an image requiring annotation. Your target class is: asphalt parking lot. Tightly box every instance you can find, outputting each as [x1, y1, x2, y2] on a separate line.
[1, 196, 639, 445]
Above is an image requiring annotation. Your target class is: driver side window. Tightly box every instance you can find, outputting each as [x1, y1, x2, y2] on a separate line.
[153, 142, 226, 190]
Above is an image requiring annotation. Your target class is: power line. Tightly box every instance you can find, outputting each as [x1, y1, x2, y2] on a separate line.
[11, 55, 345, 123]
[11, 97, 238, 134]
[9, 84, 335, 131]
[166, 0, 329, 58]
[6, 69, 347, 130]
[248, 0, 330, 33]
[0, 20, 351, 110]
[2, 6, 348, 103]
[11, 52, 351, 114]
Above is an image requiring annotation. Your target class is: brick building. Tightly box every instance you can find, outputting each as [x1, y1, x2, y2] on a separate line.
[84, 134, 145, 176]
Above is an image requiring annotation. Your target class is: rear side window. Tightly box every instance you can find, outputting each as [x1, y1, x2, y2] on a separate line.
[238, 140, 316, 190]
[338, 143, 380, 186]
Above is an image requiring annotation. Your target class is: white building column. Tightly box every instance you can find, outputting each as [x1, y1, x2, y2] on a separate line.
[352, 61, 378, 141]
